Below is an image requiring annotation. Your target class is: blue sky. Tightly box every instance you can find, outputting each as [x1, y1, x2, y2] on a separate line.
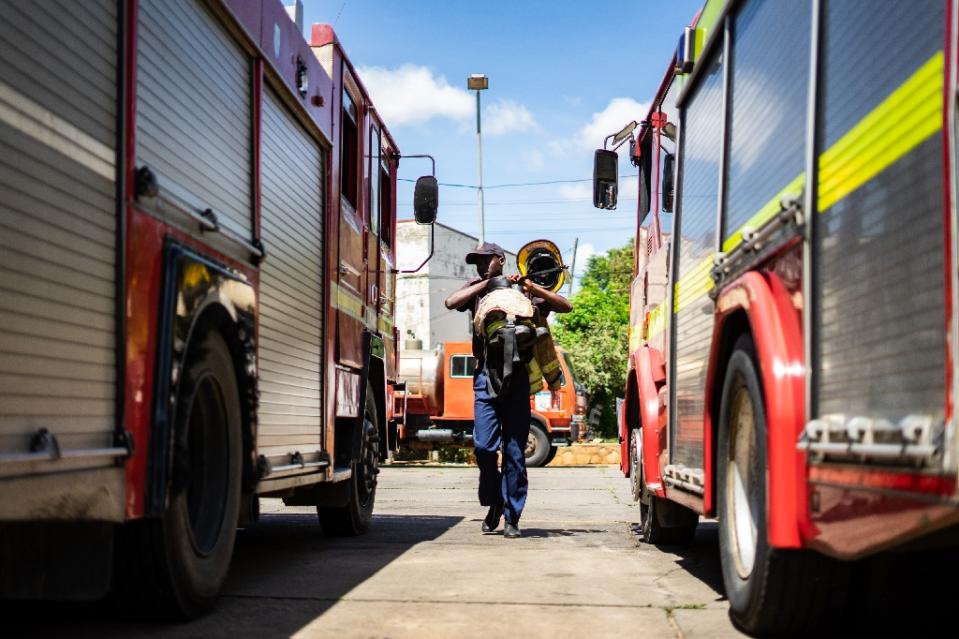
[302, 0, 702, 274]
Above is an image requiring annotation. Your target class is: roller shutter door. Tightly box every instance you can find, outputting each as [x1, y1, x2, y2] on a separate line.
[813, 1, 945, 440]
[0, 1, 118, 463]
[670, 55, 723, 470]
[257, 89, 325, 460]
[137, 0, 252, 237]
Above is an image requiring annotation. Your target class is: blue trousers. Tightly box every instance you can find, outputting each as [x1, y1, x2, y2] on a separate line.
[473, 369, 531, 525]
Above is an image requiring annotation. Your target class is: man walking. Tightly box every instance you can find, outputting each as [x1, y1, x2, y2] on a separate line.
[444, 242, 571, 538]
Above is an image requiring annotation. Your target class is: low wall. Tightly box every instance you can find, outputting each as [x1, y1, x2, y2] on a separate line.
[547, 442, 620, 466]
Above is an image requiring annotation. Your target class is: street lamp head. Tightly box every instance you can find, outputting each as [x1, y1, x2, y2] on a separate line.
[467, 73, 488, 90]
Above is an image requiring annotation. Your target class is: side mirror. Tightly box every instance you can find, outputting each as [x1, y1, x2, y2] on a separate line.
[593, 149, 618, 210]
[662, 152, 675, 213]
[413, 175, 438, 224]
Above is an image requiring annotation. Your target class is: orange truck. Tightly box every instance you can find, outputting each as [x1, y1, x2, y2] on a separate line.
[394, 341, 587, 466]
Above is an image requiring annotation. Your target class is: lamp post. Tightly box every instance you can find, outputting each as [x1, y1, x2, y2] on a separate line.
[467, 73, 488, 243]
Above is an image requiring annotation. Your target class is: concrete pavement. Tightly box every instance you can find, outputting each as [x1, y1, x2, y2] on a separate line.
[8, 466, 746, 639]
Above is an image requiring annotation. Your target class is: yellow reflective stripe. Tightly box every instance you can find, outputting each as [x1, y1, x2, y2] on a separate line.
[673, 256, 714, 314]
[377, 314, 394, 334]
[819, 51, 943, 211]
[332, 281, 365, 323]
[541, 358, 560, 374]
[647, 303, 666, 340]
[722, 173, 805, 252]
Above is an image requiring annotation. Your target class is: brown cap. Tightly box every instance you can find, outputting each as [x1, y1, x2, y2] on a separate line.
[465, 241, 506, 264]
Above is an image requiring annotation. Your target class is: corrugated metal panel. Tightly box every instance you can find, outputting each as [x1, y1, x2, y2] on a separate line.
[723, 0, 808, 238]
[257, 89, 324, 459]
[814, 1, 945, 427]
[137, 0, 252, 237]
[671, 54, 724, 470]
[0, 1, 117, 454]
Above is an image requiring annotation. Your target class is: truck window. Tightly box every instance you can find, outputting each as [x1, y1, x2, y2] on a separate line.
[379, 159, 392, 247]
[369, 124, 380, 235]
[561, 352, 581, 389]
[450, 355, 477, 377]
[341, 90, 359, 209]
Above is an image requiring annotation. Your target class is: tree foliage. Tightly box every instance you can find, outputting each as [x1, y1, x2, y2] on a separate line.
[552, 240, 634, 437]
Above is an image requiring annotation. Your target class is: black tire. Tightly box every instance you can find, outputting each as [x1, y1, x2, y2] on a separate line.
[631, 427, 698, 546]
[717, 334, 847, 635]
[115, 331, 243, 619]
[318, 382, 379, 536]
[543, 444, 559, 466]
[524, 421, 551, 467]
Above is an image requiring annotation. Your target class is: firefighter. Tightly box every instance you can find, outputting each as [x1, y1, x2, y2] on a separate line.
[444, 242, 572, 538]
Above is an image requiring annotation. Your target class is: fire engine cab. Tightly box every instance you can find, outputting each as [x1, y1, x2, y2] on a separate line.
[0, 0, 438, 618]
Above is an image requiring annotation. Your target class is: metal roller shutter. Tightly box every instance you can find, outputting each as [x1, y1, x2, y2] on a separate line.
[723, 0, 809, 245]
[257, 89, 324, 460]
[137, 0, 252, 237]
[0, 1, 117, 462]
[671, 54, 724, 470]
[813, 1, 945, 439]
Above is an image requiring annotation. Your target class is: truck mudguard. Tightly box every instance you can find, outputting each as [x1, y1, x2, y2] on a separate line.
[708, 270, 806, 548]
[628, 346, 667, 498]
[148, 242, 257, 516]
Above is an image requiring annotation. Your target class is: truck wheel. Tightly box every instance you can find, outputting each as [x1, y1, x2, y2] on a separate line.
[116, 331, 242, 619]
[717, 334, 846, 635]
[543, 444, 558, 466]
[524, 421, 551, 467]
[634, 428, 698, 546]
[318, 383, 379, 536]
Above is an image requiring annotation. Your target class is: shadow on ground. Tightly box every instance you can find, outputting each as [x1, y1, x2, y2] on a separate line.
[639, 520, 958, 637]
[2, 512, 462, 638]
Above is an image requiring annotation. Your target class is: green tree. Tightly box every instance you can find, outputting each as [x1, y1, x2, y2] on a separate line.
[552, 240, 634, 438]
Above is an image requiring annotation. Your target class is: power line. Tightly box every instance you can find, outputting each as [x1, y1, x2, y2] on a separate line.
[397, 174, 635, 190]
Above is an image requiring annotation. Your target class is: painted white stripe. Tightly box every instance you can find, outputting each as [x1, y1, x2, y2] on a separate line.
[0, 80, 115, 181]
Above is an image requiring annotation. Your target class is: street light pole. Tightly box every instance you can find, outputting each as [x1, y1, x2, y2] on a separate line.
[467, 74, 488, 243]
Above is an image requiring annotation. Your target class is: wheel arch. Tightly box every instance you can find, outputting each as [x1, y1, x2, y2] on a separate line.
[148, 244, 257, 517]
[706, 270, 806, 548]
[634, 347, 667, 498]
[365, 334, 388, 459]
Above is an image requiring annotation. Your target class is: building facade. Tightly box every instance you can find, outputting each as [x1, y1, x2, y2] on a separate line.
[396, 221, 517, 350]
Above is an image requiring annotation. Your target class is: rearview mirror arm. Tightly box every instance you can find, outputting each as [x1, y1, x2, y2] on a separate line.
[396, 153, 435, 176]
[393, 221, 435, 274]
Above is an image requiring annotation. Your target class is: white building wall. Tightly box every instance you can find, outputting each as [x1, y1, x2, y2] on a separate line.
[396, 221, 516, 350]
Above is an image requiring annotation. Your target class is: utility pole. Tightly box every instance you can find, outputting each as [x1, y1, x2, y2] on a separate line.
[467, 74, 488, 243]
[567, 237, 579, 296]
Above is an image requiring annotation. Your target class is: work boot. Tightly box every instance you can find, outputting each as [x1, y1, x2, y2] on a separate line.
[482, 503, 504, 533]
[504, 522, 521, 539]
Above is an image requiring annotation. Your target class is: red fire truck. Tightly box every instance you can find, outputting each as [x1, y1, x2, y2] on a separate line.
[0, 0, 437, 618]
[594, 0, 958, 633]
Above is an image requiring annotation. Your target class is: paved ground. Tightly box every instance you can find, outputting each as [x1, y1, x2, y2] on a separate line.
[9, 465, 745, 639]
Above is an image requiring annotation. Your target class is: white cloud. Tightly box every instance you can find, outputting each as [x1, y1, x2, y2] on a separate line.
[572, 242, 597, 276]
[558, 176, 638, 202]
[357, 64, 473, 126]
[357, 65, 538, 135]
[574, 97, 650, 150]
[484, 99, 538, 136]
[523, 149, 545, 171]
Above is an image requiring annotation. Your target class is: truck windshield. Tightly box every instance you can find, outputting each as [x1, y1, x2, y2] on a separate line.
[561, 352, 583, 390]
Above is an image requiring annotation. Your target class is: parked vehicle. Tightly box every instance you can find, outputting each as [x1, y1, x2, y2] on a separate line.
[0, 0, 437, 618]
[595, 0, 959, 634]
[394, 341, 587, 466]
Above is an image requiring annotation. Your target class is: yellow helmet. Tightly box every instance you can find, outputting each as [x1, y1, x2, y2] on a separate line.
[517, 239, 567, 293]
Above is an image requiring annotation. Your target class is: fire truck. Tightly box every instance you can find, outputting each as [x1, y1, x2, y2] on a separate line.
[395, 341, 588, 467]
[0, 0, 437, 618]
[594, 0, 958, 633]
